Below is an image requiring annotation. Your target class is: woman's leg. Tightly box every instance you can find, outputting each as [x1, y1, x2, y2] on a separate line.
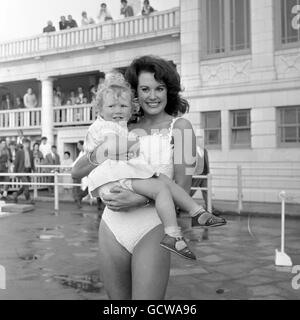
[98, 220, 132, 300]
[131, 224, 171, 300]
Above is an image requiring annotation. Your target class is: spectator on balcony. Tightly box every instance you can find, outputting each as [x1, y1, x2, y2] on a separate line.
[89, 85, 97, 104]
[67, 15, 78, 28]
[39, 136, 52, 159]
[43, 21, 56, 33]
[0, 140, 10, 200]
[44, 145, 61, 194]
[75, 86, 85, 104]
[53, 89, 62, 107]
[82, 96, 89, 104]
[120, 0, 134, 18]
[56, 86, 65, 105]
[98, 3, 113, 23]
[81, 11, 95, 26]
[15, 96, 25, 109]
[1, 94, 13, 110]
[142, 0, 155, 16]
[59, 16, 69, 30]
[32, 142, 44, 166]
[23, 88, 38, 109]
[68, 90, 77, 105]
[12, 138, 35, 204]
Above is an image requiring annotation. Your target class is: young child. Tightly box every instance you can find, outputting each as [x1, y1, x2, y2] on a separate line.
[85, 73, 226, 260]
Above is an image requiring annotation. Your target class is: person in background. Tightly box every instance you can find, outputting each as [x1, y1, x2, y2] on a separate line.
[13, 138, 35, 204]
[66, 99, 72, 106]
[56, 86, 65, 105]
[67, 15, 78, 28]
[44, 145, 61, 194]
[0, 140, 10, 200]
[142, 0, 155, 16]
[8, 141, 17, 173]
[1, 94, 13, 110]
[39, 137, 52, 159]
[43, 21, 56, 33]
[32, 142, 44, 166]
[53, 89, 62, 106]
[72, 140, 89, 208]
[23, 88, 38, 108]
[61, 151, 73, 194]
[81, 11, 95, 26]
[120, 0, 134, 18]
[69, 90, 77, 105]
[15, 96, 25, 109]
[98, 3, 113, 23]
[89, 85, 97, 104]
[59, 16, 69, 30]
[76, 86, 85, 104]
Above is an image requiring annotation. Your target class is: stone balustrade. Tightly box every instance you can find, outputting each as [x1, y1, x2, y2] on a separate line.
[0, 8, 180, 62]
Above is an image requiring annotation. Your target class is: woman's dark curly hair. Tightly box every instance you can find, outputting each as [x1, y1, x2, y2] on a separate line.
[125, 55, 189, 117]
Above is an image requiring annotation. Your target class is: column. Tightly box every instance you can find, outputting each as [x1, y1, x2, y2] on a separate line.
[250, 0, 277, 81]
[180, 0, 202, 90]
[40, 77, 54, 145]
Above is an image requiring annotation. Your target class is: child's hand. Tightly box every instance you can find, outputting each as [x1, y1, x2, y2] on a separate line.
[127, 141, 140, 159]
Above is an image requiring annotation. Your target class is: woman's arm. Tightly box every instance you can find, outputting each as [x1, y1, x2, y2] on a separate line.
[172, 118, 197, 193]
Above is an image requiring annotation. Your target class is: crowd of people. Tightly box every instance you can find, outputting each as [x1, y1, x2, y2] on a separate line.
[0, 88, 38, 110]
[42, 1, 156, 33]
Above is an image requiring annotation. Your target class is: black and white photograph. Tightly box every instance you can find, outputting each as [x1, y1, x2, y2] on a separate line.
[0, 0, 300, 304]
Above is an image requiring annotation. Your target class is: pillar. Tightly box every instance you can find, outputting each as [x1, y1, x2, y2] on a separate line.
[40, 77, 54, 145]
[250, 0, 277, 81]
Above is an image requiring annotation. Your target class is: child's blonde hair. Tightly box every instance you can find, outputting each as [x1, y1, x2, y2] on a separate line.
[95, 72, 136, 111]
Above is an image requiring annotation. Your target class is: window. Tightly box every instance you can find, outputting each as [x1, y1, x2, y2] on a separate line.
[276, 0, 300, 47]
[203, 0, 250, 57]
[277, 106, 300, 147]
[230, 109, 251, 148]
[202, 111, 222, 148]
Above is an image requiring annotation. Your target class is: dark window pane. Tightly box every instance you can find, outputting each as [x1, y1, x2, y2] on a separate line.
[281, 0, 300, 44]
[207, 0, 225, 54]
[232, 129, 251, 145]
[284, 109, 297, 124]
[232, 110, 250, 127]
[205, 112, 220, 128]
[230, 0, 250, 50]
[205, 129, 220, 145]
[284, 127, 297, 142]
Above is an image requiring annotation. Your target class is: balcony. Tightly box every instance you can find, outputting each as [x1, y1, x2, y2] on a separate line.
[0, 104, 96, 132]
[0, 8, 180, 63]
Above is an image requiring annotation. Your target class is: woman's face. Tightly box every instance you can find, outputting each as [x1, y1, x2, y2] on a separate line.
[137, 72, 167, 117]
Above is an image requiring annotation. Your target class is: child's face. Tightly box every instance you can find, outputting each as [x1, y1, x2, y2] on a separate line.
[99, 88, 133, 123]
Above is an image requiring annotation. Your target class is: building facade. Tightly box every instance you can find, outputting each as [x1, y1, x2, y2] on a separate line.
[1, 0, 300, 203]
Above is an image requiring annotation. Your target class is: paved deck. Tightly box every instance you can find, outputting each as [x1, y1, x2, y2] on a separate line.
[0, 201, 299, 300]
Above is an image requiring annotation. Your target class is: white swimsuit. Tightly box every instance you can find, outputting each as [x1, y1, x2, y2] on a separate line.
[101, 118, 177, 253]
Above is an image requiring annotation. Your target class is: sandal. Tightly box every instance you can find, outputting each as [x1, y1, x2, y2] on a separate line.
[192, 211, 226, 228]
[160, 234, 196, 260]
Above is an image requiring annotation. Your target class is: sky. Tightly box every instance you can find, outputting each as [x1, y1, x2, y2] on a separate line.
[0, 0, 179, 42]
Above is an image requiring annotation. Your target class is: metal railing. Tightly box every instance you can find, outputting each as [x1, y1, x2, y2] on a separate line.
[210, 162, 300, 213]
[0, 165, 213, 213]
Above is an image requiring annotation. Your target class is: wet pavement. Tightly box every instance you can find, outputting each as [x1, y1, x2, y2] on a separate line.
[0, 202, 299, 300]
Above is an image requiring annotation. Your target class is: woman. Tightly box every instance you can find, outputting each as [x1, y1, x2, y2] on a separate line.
[72, 56, 221, 299]
[61, 151, 73, 193]
[32, 142, 44, 166]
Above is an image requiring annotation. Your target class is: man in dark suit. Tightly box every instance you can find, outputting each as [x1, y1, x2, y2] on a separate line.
[43, 21, 56, 33]
[67, 15, 78, 28]
[13, 138, 35, 203]
[59, 16, 69, 30]
[44, 145, 60, 194]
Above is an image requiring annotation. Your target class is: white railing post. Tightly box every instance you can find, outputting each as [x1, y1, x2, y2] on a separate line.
[237, 165, 243, 214]
[207, 173, 212, 212]
[33, 176, 38, 199]
[54, 171, 59, 211]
